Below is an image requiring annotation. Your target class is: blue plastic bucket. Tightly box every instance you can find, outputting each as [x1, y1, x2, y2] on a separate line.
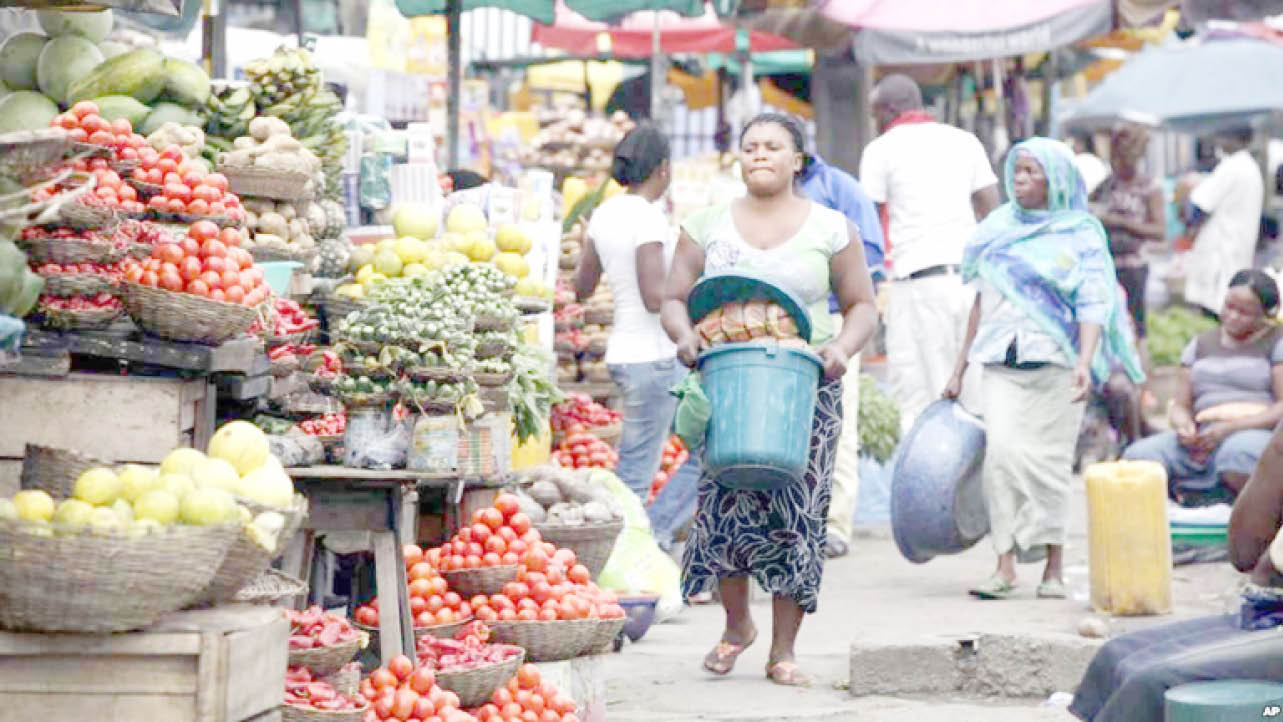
[257, 261, 301, 297]
[698, 342, 821, 490]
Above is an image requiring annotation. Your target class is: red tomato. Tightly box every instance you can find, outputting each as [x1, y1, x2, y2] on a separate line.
[509, 513, 532, 535]
[110, 118, 132, 135]
[494, 494, 520, 519]
[388, 653, 414, 682]
[201, 239, 228, 258]
[192, 184, 221, 203]
[140, 270, 159, 287]
[70, 101, 99, 119]
[87, 129, 114, 146]
[178, 257, 202, 282]
[199, 270, 222, 290]
[181, 238, 200, 257]
[166, 198, 186, 214]
[204, 172, 229, 192]
[181, 171, 205, 189]
[185, 279, 210, 297]
[67, 127, 88, 142]
[118, 184, 137, 202]
[156, 243, 184, 265]
[156, 157, 178, 175]
[80, 114, 108, 134]
[118, 146, 139, 162]
[160, 144, 184, 163]
[186, 198, 210, 216]
[146, 168, 163, 185]
[54, 113, 78, 129]
[159, 271, 183, 292]
[224, 285, 245, 304]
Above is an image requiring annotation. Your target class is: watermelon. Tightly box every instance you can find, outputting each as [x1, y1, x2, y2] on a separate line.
[0, 33, 48, 92]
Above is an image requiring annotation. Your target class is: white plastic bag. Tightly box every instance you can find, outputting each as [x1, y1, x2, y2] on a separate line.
[342, 408, 411, 469]
[592, 469, 684, 621]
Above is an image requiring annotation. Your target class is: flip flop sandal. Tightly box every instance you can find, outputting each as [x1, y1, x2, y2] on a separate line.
[824, 534, 850, 559]
[969, 576, 1016, 600]
[703, 631, 757, 676]
[1037, 580, 1067, 599]
[765, 661, 813, 687]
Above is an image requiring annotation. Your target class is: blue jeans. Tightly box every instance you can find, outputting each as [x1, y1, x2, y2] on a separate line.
[1123, 429, 1272, 494]
[608, 358, 690, 500]
[607, 359, 703, 551]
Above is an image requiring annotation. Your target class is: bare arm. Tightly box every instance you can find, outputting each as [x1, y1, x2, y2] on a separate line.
[574, 237, 602, 303]
[1229, 418, 1283, 572]
[971, 184, 1000, 222]
[1170, 368, 1197, 438]
[661, 231, 706, 366]
[635, 242, 665, 314]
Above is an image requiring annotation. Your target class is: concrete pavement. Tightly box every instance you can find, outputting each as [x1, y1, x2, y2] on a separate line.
[602, 480, 1243, 721]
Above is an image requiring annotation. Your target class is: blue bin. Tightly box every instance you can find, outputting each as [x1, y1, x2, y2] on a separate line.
[257, 261, 301, 297]
[1165, 679, 1283, 721]
[698, 342, 821, 490]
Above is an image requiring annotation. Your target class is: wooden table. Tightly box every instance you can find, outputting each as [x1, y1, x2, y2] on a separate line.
[280, 466, 506, 665]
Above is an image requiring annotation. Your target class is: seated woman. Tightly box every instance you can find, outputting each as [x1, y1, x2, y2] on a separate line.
[1070, 419, 1283, 722]
[1123, 270, 1283, 503]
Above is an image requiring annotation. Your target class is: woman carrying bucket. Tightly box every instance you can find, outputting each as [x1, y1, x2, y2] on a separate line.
[661, 113, 878, 687]
[942, 137, 1144, 600]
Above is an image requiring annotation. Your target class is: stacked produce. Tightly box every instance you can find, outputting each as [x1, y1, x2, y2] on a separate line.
[508, 342, 565, 445]
[2, 420, 294, 544]
[353, 548, 472, 629]
[647, 435, 689, 505]
[551, 432, 618, 472]
[550, 395, 619, 436]
[553, 278, 612, 383]
[415, 620, 523, 673]
[0, 10, 212, 138]
[359, 655, 472, 722]
[283, 669, 367, 715]
[1148, 306, 1217, 366]
[120, 139, 244, 224]
[508, 107, 634, 178]
[122, 219, 267, 305]
[286, 605, 363, 650]
[511, 466, 624, 526]
[471, 663, 581, 722]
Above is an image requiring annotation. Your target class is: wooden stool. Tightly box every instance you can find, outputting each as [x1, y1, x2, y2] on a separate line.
[1165, 679, 1283, 721]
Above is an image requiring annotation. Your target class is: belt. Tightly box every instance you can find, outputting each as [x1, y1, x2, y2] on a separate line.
[904, 264, 960, 281]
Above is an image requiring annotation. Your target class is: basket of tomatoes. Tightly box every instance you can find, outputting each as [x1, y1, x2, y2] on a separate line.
[120, 220, 269, 344]
[127, 144, 245, 226]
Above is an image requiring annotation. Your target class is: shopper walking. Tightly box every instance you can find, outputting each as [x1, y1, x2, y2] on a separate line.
[575, 123, 700, 507]
[860, 74, 1001, 435]
[1184, 125, 1265, 316]
[943, 138, 1144, 600]
[662, 113, 877, 686]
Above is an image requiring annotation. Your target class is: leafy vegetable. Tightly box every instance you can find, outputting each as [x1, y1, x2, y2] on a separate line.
[857, 374, 900, 463]
[1147, 306, 1216, 367]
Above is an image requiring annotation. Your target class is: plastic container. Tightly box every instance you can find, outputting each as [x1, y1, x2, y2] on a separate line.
[687, 270, 813, 343]
[617, 593, 660, 642]
[257, 261, 302, 297]
[889, 400, 989, 563]
[698, 341, 821, 490]
[1165, 680, 1283, 721]
[1086, 460, 1172, 616]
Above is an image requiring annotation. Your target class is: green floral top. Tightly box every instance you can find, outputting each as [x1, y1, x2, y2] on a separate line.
[681, 201, 851, 345]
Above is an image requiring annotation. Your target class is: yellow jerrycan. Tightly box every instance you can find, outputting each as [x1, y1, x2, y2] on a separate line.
[1085, 460, 1172, 615]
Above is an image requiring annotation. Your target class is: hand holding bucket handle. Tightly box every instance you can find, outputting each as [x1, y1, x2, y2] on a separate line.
[677, 332, 707, 368]
[817, 343, 850, 381]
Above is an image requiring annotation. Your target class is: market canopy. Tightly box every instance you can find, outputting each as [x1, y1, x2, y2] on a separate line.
[1060, 37, 1283, 132]
[531, 1, 796, 56]
[393, 0, 704, 24]
[810, 0, 1114, 64]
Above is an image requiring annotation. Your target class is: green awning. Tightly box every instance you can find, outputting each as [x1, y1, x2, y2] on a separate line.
[704, 49, 813, 76]
[393, 0, 704, 25]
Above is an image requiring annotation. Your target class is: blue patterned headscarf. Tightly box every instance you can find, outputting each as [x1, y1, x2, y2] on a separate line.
[961, 137, 1145, 385]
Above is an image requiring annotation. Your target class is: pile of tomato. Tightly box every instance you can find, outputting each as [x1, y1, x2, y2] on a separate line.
[123, 219, 268, 306]
[129, 144, 244, 223]
[472, 663, 580, 722]
[359, 654, 471, 722]
[551, 432, 618, 471]
[50, 101, 146, 155]
[36, 292, 121, 315]
[550, 394, 620, 433]
[431, 494, 534, 572]
[354, 550, 471, 630]
[299, 412, 346, 437]
[647, 435, 690, 504]
[284, 667, 366, 715]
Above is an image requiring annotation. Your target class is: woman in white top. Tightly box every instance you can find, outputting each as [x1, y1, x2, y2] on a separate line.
[575, 124, 697, 507]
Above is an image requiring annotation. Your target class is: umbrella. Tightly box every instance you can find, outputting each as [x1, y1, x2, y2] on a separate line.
[1060, 38, 1283, 132]
[531, 1, 796, 56]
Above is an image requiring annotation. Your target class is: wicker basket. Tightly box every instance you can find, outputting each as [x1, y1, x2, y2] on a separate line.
[126, 178, 164, 198]
[408, 366, 470, 383]
[233, 568, 307, 605]
[515, 297, 551, 315]
[474, 315, 516, 332]
[583, 617, 627, 655]
[20, 444, 109, 498]
[265, 328, 319, 347]
[0, 520, 238, 633]
[343, 362, 394, 380]
[0, 128, 75, 182]
[19, 236, 125, 265]
[288, 632, 367, 676]
[39, 201, 118, 231]
[121, 282, 260, 345]
[41, 273, 118, 297]
[319, 663, 360, 698]
[354, 617, 470, 659]
[280, 701, 367, 722]
[440, 565, 518, 598]
[147, 210, 238, 228]
[435, 648, 525, 707]
[37, 303, 123, 331]
[337, 391, 397, 408]
[476, 340, 514, 360]
[220, 166, 315, 201]
[584, 308, 612, 326]
[551, 422, 622, 451]
[534, 520, 623, 579]
[271, 357, 301, 378]
[473, 372, 513, 388]
[193, 494, 310, 606]
[320, 298, 366, 321]
[488, 618, 598, 662]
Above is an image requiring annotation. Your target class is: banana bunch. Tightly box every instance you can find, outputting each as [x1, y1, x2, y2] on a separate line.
[244, 47, 322, 109]
[204, 83, 256, 157]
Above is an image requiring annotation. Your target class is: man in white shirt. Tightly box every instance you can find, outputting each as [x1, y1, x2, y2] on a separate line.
[859, 74, 1001, 436]
[1185, 126, 1265, 315]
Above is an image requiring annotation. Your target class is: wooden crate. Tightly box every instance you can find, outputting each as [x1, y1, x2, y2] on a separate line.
[0, 372, 213, 494]
[0, 605, 288, 722]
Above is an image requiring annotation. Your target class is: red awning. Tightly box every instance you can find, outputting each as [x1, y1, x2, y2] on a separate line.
[532, 1, 796, 57]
